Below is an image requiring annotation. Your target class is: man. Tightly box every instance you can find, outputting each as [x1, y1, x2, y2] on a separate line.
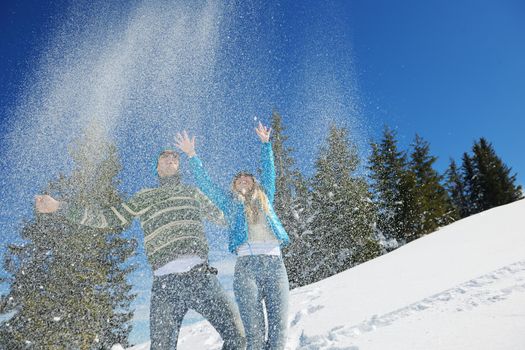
[35, 149, 245, 350]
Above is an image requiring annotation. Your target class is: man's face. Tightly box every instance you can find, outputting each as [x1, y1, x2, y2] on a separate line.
[157, 151, 180, 177]
[234, 174, 255, 194]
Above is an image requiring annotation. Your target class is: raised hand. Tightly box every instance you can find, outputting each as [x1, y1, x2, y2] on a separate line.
[175, 130, 196, 157]
[35, 195, 61, 213]
[255, 121, 272, 143]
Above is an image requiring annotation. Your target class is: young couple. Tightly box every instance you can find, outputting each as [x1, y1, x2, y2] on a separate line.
[35, 122, 290, 350]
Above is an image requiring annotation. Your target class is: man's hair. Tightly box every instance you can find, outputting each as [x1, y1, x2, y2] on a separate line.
[158, 149, 180, 160]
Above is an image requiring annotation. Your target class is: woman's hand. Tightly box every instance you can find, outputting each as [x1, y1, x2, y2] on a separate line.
[255, 121, 272, 143]
[175, 130, 196, 157]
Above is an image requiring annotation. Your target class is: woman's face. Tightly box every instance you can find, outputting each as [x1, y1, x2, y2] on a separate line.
[234, 174, 255, 193]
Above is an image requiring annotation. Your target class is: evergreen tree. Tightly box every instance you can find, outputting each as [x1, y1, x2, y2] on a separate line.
[368, 127, 416, 246]
[447, 138, 522, 219]
[1, 139, 136, 349]
[445, 159, 467, 218]
[268, 110, 314, 288]
[460, 152, 479, 216]
[304, 125, 380, 284]
[61, 140, 137, 348]
[408, 135, 456, 239]
[470, 138, 523, 212]
[280, 171, 314, 288]
[271, 111, 296, 216]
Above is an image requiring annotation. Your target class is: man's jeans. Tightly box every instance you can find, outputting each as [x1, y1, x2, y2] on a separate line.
[234, 255, 289, 350]
[150, 266, 246, 349]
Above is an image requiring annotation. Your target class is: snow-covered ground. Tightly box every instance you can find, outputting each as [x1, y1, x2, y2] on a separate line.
[123, 199, 525, 350]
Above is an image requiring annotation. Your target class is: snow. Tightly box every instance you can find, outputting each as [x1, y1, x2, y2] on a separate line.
[123, 199, 525, 349]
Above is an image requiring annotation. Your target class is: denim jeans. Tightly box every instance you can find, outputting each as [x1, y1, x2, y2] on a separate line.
[234, 255, 289, 350]
[150, 267, 246, 349]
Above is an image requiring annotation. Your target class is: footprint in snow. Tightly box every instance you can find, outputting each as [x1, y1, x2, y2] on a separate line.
[291, 304, 325, 327]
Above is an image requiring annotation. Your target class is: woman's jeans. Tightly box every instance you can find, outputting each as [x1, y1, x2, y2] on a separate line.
[150, 266, 246, 349]
[234, 255, 289, 350]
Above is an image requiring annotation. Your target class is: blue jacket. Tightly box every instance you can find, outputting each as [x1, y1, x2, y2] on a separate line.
[189, 142, 290, 254]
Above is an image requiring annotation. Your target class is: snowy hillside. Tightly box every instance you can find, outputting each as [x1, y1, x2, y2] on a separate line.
[124, 199, 525, 350]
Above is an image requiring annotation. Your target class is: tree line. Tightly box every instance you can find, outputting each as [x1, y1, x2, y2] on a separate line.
[269, 112, 522, 288]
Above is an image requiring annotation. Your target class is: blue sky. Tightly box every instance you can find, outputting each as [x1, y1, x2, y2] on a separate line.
[1, 0, 524, 346]
[3, 0, 523, 182]
[347, 0, 525, 179]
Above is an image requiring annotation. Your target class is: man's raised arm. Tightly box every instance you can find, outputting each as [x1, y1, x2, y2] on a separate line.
[34, 193, 144, 229]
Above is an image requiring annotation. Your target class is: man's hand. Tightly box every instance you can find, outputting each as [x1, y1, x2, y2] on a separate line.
[255, 121, 272, 143]
[35, 195, 61, 214]
[175, 130, 196, 157]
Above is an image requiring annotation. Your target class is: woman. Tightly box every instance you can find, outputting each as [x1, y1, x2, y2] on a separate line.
[175, 123, 290, 350]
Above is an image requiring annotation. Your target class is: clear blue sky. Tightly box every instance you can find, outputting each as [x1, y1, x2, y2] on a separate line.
[2, 0, 524, 181]
[1, 0, 524, 345]
[347, 0, 525, 181]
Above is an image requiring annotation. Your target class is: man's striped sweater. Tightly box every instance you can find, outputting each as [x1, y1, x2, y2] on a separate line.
[64, 175, 224, 270]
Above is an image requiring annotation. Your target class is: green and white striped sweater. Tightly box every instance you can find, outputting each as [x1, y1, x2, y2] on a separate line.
[65, 179, 224, 270]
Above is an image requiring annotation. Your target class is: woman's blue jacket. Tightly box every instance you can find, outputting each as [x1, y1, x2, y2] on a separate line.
[189, 142, 290, 254]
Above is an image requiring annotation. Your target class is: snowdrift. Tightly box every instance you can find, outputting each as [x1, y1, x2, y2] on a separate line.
[125, 199, 525, 349]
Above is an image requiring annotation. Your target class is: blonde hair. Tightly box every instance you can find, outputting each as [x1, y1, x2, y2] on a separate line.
[231, 177, 270, 224]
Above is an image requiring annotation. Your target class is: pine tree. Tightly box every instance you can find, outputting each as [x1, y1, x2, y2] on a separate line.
[445, 159, 467, 218]
[368, 126, 416, 246]
[447, 138, 522, 219]
[460, 152, 479, 216]
[268, 110, 314, 288]
[408, 135, 456, 239]
[63, 141, 137, 349]
[470, 138, 523, 212]
[305, 125, 380, 284]
[269, 110, 298, 236]
[280, 171, 314, 288]
[1, 139, 136, 349]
